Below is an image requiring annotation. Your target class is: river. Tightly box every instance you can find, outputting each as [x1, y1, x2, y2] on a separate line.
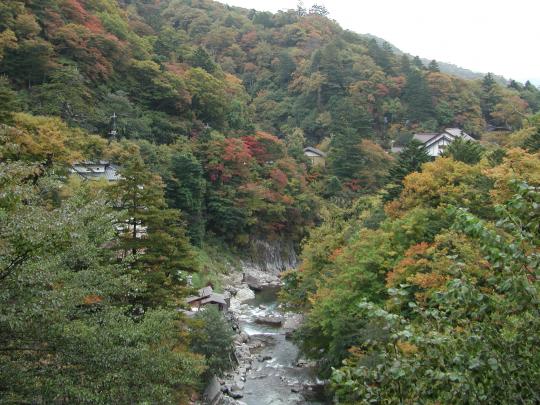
[232, 287, 328, 405]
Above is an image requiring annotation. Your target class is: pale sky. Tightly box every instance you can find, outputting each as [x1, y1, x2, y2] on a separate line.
[220, 0, 540, 85]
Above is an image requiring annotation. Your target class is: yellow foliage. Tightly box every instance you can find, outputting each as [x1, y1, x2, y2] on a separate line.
[386, 157, 490, 217]
[396, 340, 418, 355]
[487, 148, 540, 203]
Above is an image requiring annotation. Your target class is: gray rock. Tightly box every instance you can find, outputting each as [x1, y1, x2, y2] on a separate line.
[203, 375, 222, 404]
[254, 315, 284, 326]
[234, 287, 255, 303]
[229, 390, 244, 399]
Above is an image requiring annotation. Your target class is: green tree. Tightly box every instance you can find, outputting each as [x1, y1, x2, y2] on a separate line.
[166, 151, 206, 245]
[329, 128, 366, 181]
[110, 156, 198, 308]
[0, 163, 204, 403]
[428, 59, 440, 72]
[481, 72, 501, 120]
[331, 182, 540, 404]
[403, 68, 434, 122]
[190, 46, 216, 73]
[523, 126, 540, 152]
[190, 307, 235, 377]
[386, 139, 431, 200]
[442, 137, 484, 164]
[0, 75, 17, 124]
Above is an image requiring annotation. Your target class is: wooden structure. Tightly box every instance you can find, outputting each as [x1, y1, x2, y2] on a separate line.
[186, 286, 229, 312]
[303, 146, 327, 167]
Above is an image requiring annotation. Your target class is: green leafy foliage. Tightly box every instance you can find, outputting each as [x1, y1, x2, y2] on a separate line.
[190, 307, 235, 377]
[0, 163, 205, 403]
[442, 136, 485, 164]
[282, 147, 540, 402]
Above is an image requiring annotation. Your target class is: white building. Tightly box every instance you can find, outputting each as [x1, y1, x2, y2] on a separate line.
[71, 161, 122, 181]
[412, 128, 475, 157]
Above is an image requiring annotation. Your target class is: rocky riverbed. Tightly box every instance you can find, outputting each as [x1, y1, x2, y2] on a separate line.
[204, 271, 327, 405]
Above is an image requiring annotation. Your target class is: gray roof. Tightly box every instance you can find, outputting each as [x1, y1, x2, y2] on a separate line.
[186, 286, 227, 307]
[412, 133, 439, 144]
[71, 161, 122, 181]
[201, 295, 227, 306]
[412, 128, 475, 148]
[198, 286, 214, 297]
[444, 128, 475, 141]
[303, 147, 327, 157]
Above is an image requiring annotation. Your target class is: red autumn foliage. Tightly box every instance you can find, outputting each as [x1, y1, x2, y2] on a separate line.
[270, 168, 288, 189]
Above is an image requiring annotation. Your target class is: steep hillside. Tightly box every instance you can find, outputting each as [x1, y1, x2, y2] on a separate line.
[1, 0, 539, 146]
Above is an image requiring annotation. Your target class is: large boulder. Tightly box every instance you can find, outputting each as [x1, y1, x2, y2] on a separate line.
[234, 287, 255, 303]
[254, 315, 284, 327]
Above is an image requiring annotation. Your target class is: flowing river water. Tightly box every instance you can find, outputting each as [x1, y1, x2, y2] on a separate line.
[233, 287, 328, 405]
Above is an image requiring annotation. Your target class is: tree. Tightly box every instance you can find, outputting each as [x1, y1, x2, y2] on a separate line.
[0, 75, 17, 124]
[523, 126, 540, 152]
[480, 72, 501, 120]
[442, 137, 484, 164]
[0, 163, 205, 403]
[428, 59, 440, 72]
[190, 307, 235, 377]
[403, 68, 434, 122]
[332, 183, 540, 404]
[190, 46, 216, 73]
[285, 127, 307, 160]
[329, 128, 366, 182]
[110, 156, 198, 308]
[386, 139, 431, 200]
[166, 151, 206, 245]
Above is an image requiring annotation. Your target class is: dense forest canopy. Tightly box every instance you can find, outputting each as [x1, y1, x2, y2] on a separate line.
[1, 0, 539, 403]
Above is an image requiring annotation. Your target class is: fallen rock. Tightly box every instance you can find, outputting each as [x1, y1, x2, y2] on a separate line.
[235, 287, 255, 303]
[283, 313, 303, 330]
[229, 391, 244, 399]
[254, 315, 283, 326]
[257, 355, 272, 362]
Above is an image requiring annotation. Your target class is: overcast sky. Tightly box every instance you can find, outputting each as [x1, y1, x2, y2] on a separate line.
[220, 0, 540, 85]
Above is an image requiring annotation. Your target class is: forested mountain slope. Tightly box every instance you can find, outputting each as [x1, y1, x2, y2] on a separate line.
[1, 0, 539, 146]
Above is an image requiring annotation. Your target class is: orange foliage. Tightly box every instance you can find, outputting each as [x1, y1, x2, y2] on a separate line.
[83, 294, 103, 305]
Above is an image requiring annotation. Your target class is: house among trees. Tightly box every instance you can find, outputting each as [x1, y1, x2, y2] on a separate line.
[303, 146, 327, 166]
[186, 286, 229, 312]
[412, 128, 476, 157]
[71, 161, 122, 181]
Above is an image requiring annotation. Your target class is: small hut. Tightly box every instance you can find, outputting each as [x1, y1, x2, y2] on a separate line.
[303, 147, 327, 167]
[186, 286, 229, 312]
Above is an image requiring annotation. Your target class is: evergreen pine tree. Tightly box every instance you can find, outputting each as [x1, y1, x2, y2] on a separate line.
[191, 47, 216, 73]
[329, 128, 366, 181]
[385, 139, 430, 200]
[428, 59, 440, 73]
[481, 73, 501, 120]
[166, 152, 206, 246]
[111, 156, 197, 308]
[442, 137, 484, 164]
[412, 55, 424, 69]
[403, 68, 435, 122]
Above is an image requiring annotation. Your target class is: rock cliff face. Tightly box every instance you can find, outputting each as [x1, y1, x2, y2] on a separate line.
[242, 239, 297, 275]
[240, 239, 297, 290]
